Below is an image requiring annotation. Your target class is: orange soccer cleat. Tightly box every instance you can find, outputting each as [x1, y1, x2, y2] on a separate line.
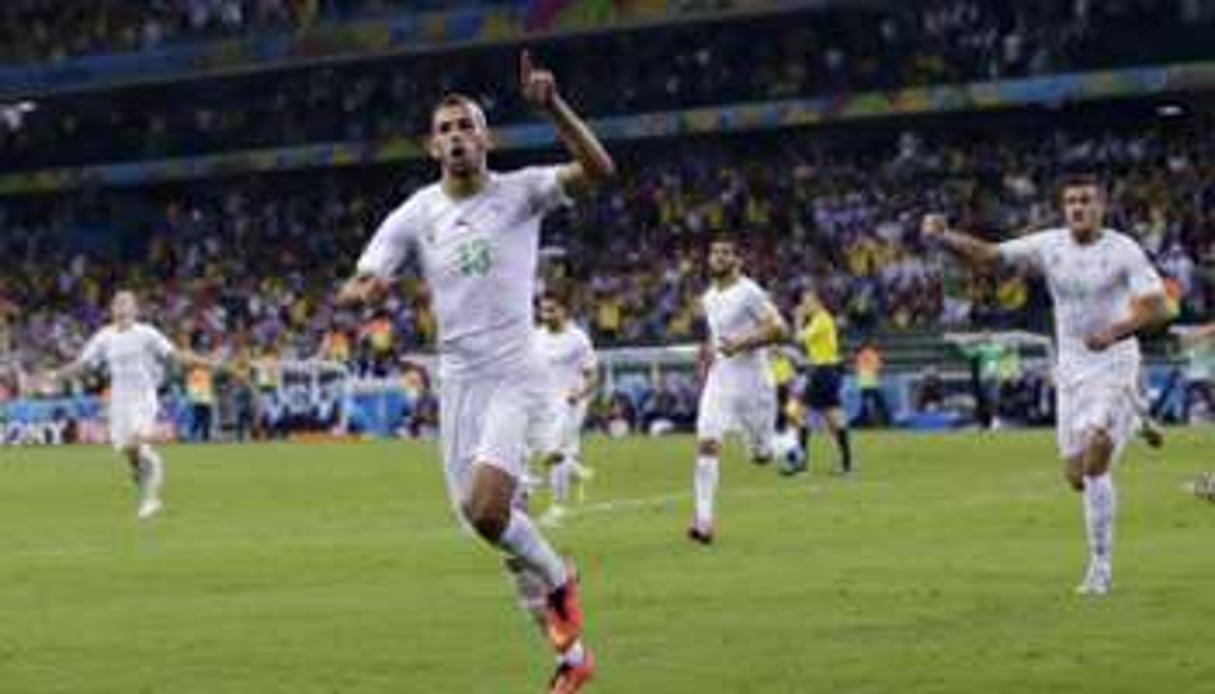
[545, 561, 584, 653]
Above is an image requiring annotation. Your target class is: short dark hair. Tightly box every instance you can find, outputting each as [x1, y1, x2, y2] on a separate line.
[432, 93, 487, 127]
[539, 287, 568, 307]
[1058, 172, 1105, 195]
[708, 231, 740, 248]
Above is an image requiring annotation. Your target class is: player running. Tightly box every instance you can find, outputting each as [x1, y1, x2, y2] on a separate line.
[689, 234, 789, 545]
[535, 289, 600, 527]
[922, 173, 1171, 596]
[48, 290, 216, 520]
[338, 51, 614, 692]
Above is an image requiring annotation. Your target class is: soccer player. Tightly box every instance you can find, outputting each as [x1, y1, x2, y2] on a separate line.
[689, 234, 789, 544]
[48, 290, 215, 520]
[793, 289, 854, 475]
[922, 173, 1171, 596]
[337, 51, 613, 692]
[535, 289, 600, 527]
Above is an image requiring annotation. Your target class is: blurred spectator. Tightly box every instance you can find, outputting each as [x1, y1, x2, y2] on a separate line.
[3, 3, 1215, 171]
[852, 338, 891, 427]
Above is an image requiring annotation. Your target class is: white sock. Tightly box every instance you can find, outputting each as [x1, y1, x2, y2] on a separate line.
[138, 444, 164, 501]
[502, 557, 548, 618]
[694, 455, 719, 528]
[551, 456, 573, 504]
[498, 509, 568, 590]
[1083, 472, 1116, 569]
[560, 640, 586, 667]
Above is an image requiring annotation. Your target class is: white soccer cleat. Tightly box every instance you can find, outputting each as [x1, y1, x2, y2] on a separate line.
[137, 498, 164, 521]
[1075, 563, 1112, 596]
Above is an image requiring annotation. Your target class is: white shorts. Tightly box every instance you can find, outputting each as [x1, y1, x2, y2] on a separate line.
[439, 356, 554, 516]
[696, 370, 777, 457]
[1055, 372, 1138, 461]
[109, 394, 158, 451]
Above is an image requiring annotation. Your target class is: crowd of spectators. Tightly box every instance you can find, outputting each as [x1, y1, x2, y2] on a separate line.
[4, 1, 1215, 170]
[2, 112, 1212, 407]
[0, 0, 524, 65]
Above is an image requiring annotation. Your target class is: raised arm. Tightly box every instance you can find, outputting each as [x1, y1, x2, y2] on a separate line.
[921, 213, 1002, 269]
[520, 50, 616, 195]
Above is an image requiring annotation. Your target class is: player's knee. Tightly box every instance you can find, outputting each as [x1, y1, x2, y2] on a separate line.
[1084, 429, 1114, 477]
[465, 501, 510, 543]
[698, 439, 720, 456]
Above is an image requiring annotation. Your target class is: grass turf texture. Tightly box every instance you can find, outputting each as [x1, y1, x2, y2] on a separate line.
[0, 429, 1212, 693]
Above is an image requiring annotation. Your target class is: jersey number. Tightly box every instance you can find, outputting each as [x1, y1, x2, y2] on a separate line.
[456, 239, 493, 277]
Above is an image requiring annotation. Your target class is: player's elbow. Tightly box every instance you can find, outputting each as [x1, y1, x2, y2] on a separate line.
[1141, 293, 1173, 327]
[771, 321, 791, 343]
[586, 155, 616, 184]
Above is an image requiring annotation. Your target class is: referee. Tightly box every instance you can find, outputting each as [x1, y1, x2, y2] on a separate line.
[796, 289, 854, 475]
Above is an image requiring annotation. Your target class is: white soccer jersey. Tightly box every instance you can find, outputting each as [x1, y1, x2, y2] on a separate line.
[79, 323, 175, 399]
[535, 323, 596, 397]
[999, 228, 1164, 387]
[357, 166, 570, 379]
[701, 276, 776, 385]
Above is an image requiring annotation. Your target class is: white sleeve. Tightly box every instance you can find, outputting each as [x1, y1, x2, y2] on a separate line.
[79, 331, 107, 368]
[521, 165, 572, 216]
[1122, 239, 1165, 297]
[743, 281, 776, 322]
[143, 326, 176, 360]
[356, 199, 419, 279]
[576, 331, 598, 371]
[998, 232, 1048, 273]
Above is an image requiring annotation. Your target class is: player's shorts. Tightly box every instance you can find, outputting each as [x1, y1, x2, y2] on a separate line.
[803, 365, 844, 410]
[1055, 371, 1138, 461]
[697, 368, 777, 458]
[439, 354, 555, 518]
[109, 393, 158, 451]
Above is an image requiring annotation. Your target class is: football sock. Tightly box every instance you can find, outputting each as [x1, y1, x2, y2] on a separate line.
[694, 455, 719, 528]
[137, 444, 164, 500]
[498, 509, 568, 590]
[560, 640, 587, 667]
[1083, 472, 1116, 567]
[551, 456, 573, 504]
[835, 429, 852, 472]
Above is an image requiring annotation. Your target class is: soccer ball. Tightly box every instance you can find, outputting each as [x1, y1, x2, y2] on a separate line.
[774, 429, 806, 474]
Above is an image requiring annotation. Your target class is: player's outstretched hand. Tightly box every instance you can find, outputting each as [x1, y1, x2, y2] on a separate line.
[520, 49, 558, 111]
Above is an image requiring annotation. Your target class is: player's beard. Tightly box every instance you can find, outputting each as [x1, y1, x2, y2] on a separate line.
[444, 143, 483, 179]
[709, 264, 737, 282]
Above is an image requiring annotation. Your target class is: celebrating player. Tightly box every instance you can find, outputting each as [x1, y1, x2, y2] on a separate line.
[922, 173, 1171, 596]
[338, 51, 613, 692]
[48, 290, 216, 520]
[535, 289, 600, 527]
[689, 233, 789, 545]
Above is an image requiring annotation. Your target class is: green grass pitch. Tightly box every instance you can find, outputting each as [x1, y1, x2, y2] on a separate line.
[1, 429, 1213, 693]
